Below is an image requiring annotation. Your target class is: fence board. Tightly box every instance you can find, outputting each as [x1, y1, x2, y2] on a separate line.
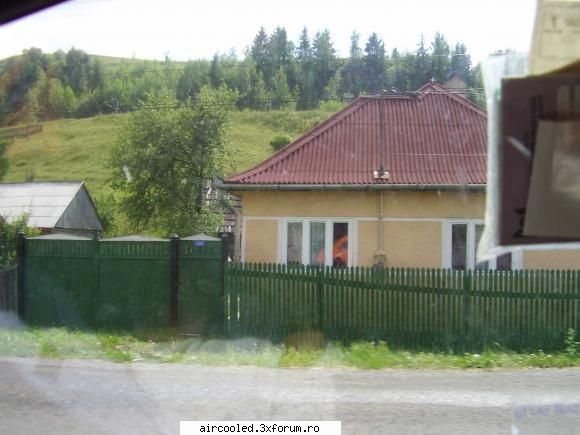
[0, 265, 18, 313]
[225, 263, 580, 351]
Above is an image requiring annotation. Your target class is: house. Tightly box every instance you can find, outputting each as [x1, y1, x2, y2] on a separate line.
[444, 72, 468, 97]
[219, 82, 580, 270]
[0, 181, 103, 237]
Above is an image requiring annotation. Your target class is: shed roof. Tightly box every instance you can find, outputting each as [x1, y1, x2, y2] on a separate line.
[224, 82, 487, 188]
[0, 181, 101, 229]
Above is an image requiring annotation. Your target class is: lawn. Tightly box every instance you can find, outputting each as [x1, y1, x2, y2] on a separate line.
[1, 106, 339, 198]
[1, 325, 580, 369]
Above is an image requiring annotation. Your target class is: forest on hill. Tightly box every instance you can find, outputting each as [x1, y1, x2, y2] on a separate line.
[0, 27, 483, 126]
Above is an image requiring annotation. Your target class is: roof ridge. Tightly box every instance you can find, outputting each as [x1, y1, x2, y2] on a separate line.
[417, 82, 487, 118]
[225, 98, 368, 182]
[0, 180, 84, 186]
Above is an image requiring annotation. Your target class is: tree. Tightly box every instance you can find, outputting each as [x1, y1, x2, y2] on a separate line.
[430, 32, 450, 82]
[209, 53, 223, 89]
[88, 58, 105, 92]
[64, 48, 90, 95]
[340, 32, 364, 97]
[271, 67, 292, 109]
[363, 32, 387, 93]
[176, 60, 210, 101]
[269, 27, 290, 70]
[295, 27, 317, 110]
[250, 27, 272, 87]
[467, 63, 485, 107]
[413, 34, 431, 89]
[312, 30, 337, 101]
[111, 86, 238, 236]
[450, 42, 472, 81]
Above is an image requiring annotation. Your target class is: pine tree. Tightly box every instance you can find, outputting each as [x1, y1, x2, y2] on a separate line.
[250, 27, 273, 87]
[209, 53, 223, 89]
[413, 34, 431, 89]
[450, 42, 472, 82]
[363, 32, 387, 94]
[312, 30, 337, 102]
[296, 27, 312, 63]
[430, 32, 450, 82]
[296, 27, 317, 110]
[340, 32, 364, 97]
[271, 67, 292, 109]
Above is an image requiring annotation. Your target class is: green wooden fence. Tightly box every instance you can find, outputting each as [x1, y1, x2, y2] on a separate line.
[24, 238, 172, 330]
[225, 263, 580, 351]
[0, 265, 17, 313]
[20, 235, 225, 333]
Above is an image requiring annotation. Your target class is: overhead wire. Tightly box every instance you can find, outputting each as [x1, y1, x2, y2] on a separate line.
[0, 88, 486, 117]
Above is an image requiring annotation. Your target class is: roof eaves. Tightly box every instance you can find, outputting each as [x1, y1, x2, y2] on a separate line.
[217, 181, 486, 192]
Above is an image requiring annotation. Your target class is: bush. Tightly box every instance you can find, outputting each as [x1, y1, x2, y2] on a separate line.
[0, 214, 40, 267]
[270, 134, 292, 151]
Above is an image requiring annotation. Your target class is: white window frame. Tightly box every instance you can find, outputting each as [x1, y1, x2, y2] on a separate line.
[278, 218, 353, 267]
[442, 220, 522, 270]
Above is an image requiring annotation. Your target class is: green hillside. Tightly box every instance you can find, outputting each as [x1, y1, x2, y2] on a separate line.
[1, 106, 340, 197]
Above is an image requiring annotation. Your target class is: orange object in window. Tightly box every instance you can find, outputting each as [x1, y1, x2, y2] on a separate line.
[315, 235, 348, 267]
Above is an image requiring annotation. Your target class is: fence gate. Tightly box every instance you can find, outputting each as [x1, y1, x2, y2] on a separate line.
[178, 235, 225, 335]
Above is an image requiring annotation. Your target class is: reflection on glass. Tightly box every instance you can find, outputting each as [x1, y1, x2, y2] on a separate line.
[287, 222, 302, 264]
[310, 222, 325, 266]
[332, 222, 348, 267]
[496, 253, 512, 270]
[451, 224, 467, 270]
[474, 224, 489, 270]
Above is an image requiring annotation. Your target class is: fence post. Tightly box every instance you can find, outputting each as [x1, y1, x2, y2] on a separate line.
[169, 234, 179, 329]
[220, 235, 228, 337]
[93, 232, 100, 329]
[318, 267, 324, 337]
[16, 231, 26, 322]
[462, 269, 472, 351]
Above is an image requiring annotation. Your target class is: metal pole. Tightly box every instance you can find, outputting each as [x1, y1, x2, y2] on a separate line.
[169, 234, 179, 329]
[220, 234, 228, 337]
[16, 230, 26, 322]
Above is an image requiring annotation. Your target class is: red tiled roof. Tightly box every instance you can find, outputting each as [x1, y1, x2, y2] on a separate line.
[225, 82, 487, 186]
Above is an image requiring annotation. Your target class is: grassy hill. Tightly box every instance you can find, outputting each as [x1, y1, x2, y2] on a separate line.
[1, 105, 341, 198]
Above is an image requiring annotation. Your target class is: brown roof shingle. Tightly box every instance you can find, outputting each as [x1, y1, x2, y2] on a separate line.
[225, 82, 487, 186]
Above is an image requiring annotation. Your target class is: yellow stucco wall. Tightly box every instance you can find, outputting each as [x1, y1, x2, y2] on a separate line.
[357, 220, 441, 267]
[523, 250, 580, 270]
[240, 190, 485, 218]
[238, 190, 580, 269]
[244, 219, 278, 263]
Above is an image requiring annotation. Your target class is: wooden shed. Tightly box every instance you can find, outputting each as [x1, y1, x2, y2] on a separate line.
[0, 181, 103, 237]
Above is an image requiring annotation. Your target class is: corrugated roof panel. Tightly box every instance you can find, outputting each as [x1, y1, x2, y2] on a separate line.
[225, 83, 487, 186]
[0, 181, 82, 227]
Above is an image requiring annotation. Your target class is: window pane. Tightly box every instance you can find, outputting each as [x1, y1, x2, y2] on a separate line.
[287, 222, 302, 264]
[451, 224, 467, 270]
[496, 253, 512, 270]
[332, 222, 349, 267]
[474, 224, 489, 270]
[310, 222, 325, 266]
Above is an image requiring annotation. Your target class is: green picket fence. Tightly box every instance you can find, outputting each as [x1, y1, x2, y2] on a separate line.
[225, 263, 580, 351]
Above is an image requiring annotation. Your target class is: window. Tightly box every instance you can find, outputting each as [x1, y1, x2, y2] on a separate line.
[444, 221, 520, 270]
[281, 219, 351, 267]
[286, 222, 303, 265]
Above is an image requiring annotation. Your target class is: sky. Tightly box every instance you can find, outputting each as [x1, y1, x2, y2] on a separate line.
[0, 0, 537, 63]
